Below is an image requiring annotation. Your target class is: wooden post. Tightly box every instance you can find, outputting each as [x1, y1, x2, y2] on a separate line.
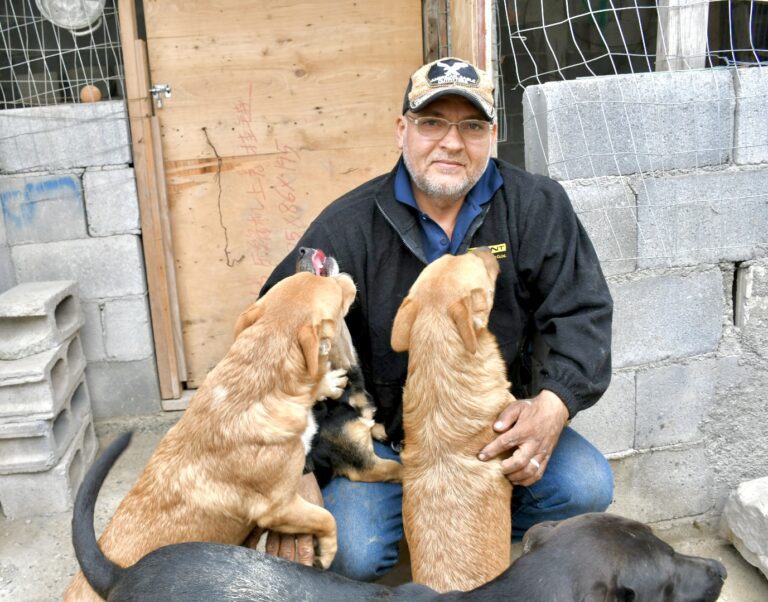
[117, 0, 185, 399]
[449, 0, 491, 69]
[656, 0, 711, 70]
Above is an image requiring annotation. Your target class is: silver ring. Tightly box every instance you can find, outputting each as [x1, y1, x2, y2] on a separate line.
[529, 458, 541, 470]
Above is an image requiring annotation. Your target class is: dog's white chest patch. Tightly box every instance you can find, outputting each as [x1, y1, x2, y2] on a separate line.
[301, 411, 318, 455]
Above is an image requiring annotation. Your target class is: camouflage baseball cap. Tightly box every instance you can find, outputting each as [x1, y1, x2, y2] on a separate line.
[402, 57, 495, 121]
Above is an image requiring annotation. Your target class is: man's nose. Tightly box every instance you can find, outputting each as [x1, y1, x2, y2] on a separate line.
[438, 123, 465, 149]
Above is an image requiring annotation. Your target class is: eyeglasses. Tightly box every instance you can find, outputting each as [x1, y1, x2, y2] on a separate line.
[405, 115, 492, 141]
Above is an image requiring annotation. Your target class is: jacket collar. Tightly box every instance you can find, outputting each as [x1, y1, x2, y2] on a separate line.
[373, 158, 429, 264]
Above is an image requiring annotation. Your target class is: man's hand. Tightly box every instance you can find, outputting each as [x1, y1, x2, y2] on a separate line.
[478, 390, 569, 486]
[264, 472, 324, 566]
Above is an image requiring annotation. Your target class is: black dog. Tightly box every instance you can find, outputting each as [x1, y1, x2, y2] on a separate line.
[74, 432, 726, 601]
[295, 247, 400, 488]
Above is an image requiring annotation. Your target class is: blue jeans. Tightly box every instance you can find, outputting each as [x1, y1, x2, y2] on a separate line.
[321, 426, 613, 581]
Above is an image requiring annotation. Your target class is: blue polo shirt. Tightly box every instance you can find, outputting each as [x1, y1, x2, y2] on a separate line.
[394, 159, 504, 263]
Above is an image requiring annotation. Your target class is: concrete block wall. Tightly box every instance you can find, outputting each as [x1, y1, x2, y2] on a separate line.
[525, 66, 768, 524]
[0, 101, 160, 419]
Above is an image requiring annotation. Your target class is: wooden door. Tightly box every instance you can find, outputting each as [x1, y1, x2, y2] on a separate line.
[141, 1, 423, 386]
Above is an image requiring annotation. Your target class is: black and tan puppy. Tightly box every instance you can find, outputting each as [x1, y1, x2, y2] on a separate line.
[74, 432, 727, 601]
[235, 246, 400, 489]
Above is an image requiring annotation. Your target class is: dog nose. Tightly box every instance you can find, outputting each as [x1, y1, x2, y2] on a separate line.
[709, 560, 727, 581]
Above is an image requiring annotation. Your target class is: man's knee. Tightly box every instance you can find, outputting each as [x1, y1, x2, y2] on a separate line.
[560, 431, 613, 515]
[330, 534, 400, 581]
[566, 461, 614, 514]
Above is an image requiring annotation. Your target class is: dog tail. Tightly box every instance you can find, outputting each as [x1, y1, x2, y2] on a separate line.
[72, 431, 132, 599]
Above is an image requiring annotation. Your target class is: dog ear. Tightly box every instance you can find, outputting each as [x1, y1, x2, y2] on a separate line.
[299, 319, 335, 379]
[298, 323, 321, 379]
[448, 297, 478, 354]
[391, 298, 417, 352]
[334, 273, 357, 315]
[233, 301, 266, 339]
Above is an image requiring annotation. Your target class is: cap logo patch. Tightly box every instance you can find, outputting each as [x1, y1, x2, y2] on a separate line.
[427, 59, 479, 88]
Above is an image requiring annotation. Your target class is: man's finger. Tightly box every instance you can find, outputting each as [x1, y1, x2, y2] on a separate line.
[265, 530, 281, 557]
[501, 448, 547, 485]
[491, 399, 527, 433]
[478, 430, 520, 461]
[277, 533, 296, 561]
[296, 534, 315, 566]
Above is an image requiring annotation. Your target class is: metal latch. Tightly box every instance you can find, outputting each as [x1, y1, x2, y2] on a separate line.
[150, 84, 172, 109]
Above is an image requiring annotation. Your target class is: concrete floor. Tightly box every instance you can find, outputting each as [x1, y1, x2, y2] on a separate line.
[1, 412, 767, 602]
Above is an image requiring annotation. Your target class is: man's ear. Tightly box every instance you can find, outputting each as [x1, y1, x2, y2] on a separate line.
[391, 298, 417, 352]
[233, 300, 266, 339]
[395, 115, 406, 150]
[448, 296, 478, 354]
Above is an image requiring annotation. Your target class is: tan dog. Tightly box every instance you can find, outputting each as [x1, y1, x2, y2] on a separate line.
[64, 272, 356, 601]
[391, 249, 514, 592]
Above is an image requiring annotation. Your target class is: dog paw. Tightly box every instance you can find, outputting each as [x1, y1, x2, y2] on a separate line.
[314, 541, 337, 570]
[371, 422, 388, 442]
[320, 368, 348, 400]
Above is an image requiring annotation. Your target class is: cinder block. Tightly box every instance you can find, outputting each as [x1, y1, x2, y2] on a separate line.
[0, 377, 91, 474]
[11, 235, 147, 300]
[0, 280, 84, 360]
[104, 296, 154, 361]
[85, 356, 161, 419]
[611, 269, 722, 368]
[0, 174, 86, 244]
[733, 67, 768, 165]
[0, 334, 86, 420]
[635, 359, 719, 449]
[0, 101, 130, 173]
[523, 69, 734, 180]
[609, 444, 714, 523]
[750, 259, 768, 297]
[0, 415, 97, 518]
[0, 245, 14, 295]
[720, 476, 768, 580]
[79, 300, 106, 362]
[571, 371, 635, 455]
[83, 168, 141, 237]
[563, 178, 637, 276]
[636, 169, 768, 268]
[740, 264, 768, 355]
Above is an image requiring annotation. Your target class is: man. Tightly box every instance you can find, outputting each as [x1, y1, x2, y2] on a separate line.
[259, 57, 614, 580]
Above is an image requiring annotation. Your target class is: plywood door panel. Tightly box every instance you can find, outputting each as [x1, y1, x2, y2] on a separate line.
[143, 0, 422, 384]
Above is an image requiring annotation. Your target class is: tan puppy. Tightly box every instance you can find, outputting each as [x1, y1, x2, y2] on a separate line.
[64, 272, 356, 601]
[391, 248, 514, 593]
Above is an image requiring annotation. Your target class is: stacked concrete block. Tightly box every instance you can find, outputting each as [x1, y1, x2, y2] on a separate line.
[0, 101, 130, 173]
[0, 205, 15, 295]
[733, 67, 768, 166]
[563, 178, 638, 276]
[0, 281, 97, 518]
[83, 167, 141, 237]
[610, 269, 723, 368]
[720, 477, 768, 579]
[0, 280, 84, 360]
[523, 69, 734, 180]
[0, 173, 86, 244]
[635, 168, 768, 268]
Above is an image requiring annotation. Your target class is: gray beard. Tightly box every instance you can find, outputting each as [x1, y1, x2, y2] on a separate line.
[402, 148, 485, 204]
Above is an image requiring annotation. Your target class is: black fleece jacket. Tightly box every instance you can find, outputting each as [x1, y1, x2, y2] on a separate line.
[262, 158, 613, 445]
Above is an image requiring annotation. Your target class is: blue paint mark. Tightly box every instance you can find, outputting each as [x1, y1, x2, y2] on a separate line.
[0, 175, 81, 228]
